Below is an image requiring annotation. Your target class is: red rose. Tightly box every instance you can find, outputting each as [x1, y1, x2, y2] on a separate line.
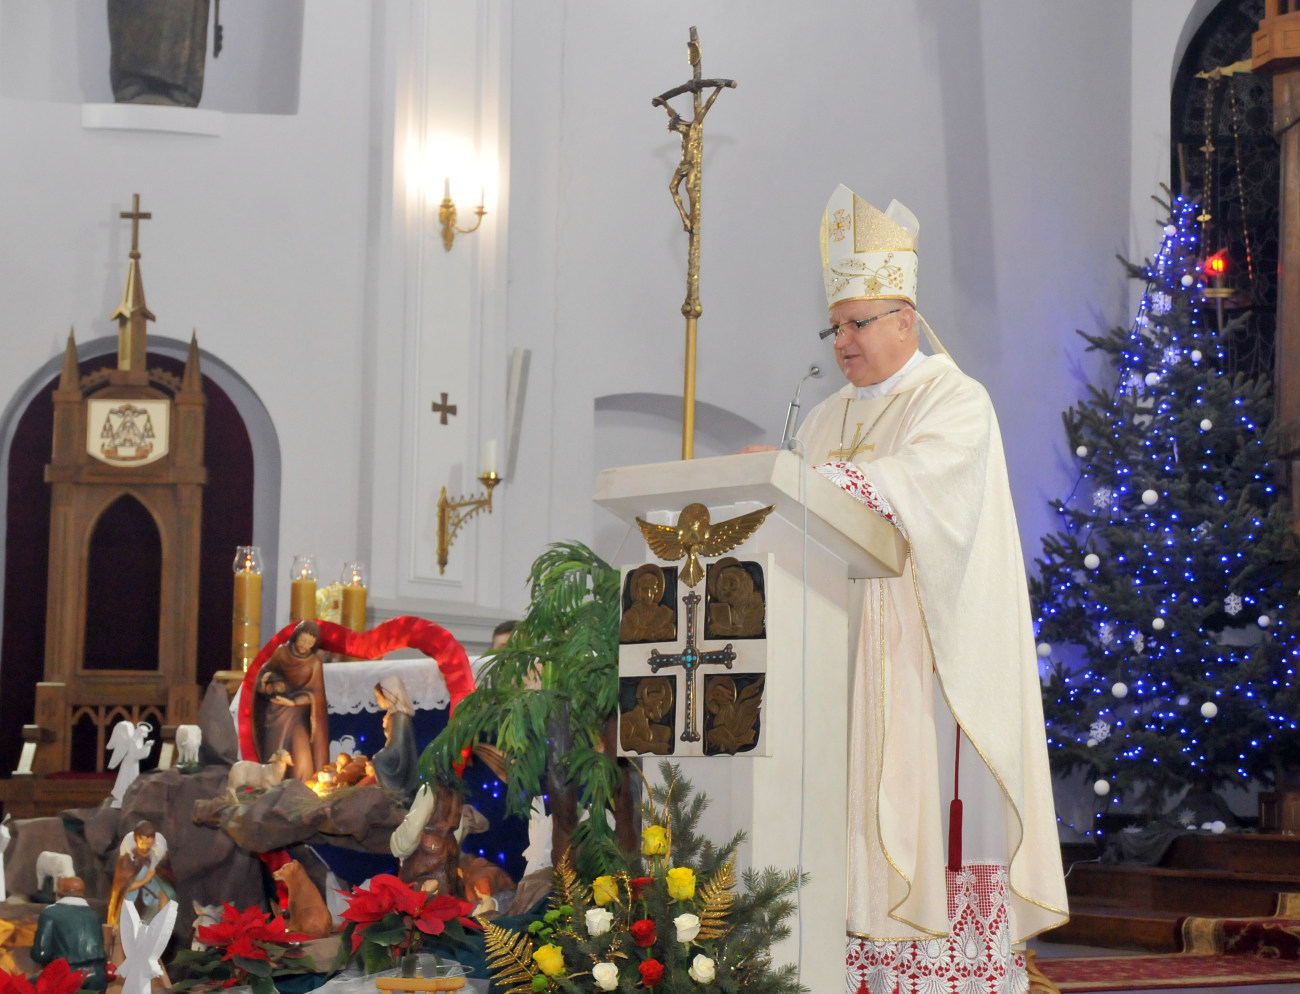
[629, 876, 655, 900]
[639, 959, 665, 986]
[630, 919, 657, 947]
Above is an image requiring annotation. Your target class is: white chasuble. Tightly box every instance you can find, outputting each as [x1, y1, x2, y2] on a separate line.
[797, 354, 1067, 945]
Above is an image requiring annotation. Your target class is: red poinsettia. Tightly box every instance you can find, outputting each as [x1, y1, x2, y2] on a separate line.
[197, 903, 315, 957]
[630, 919, 657, 948]
[340, 875, 477, 969]
[638, 959, 665, 986]
[0, 960, 87, 994]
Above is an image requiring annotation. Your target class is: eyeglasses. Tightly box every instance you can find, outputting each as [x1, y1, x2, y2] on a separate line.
[818, 308, 903, 341]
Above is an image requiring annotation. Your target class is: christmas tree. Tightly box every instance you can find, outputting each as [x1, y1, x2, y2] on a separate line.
[1031, 194, 1300, 829]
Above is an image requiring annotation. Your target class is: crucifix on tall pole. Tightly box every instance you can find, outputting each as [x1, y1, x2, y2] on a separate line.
[653, 27, 735, 460]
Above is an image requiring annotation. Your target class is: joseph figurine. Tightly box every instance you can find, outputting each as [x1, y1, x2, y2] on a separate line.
[251, 620, 330, 782]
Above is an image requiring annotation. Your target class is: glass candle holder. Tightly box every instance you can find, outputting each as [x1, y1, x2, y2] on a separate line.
[339, 561, 368, 634]
[289, 554, 318, 623]
[231, 546, 262, 671]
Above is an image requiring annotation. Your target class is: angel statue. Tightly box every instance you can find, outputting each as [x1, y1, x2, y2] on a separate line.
[118, 899, 177, 994]
[107, 720, 154, 808]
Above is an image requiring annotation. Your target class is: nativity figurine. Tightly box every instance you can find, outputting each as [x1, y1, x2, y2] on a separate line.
[107, 821, 174, 928]
[32, 876, 108, 991]
[372, 676, 418, 802]
[251, 620, 330, 782]
[107, 720, 153, 808]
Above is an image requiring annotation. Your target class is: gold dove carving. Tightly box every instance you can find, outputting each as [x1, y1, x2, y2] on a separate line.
[635, 502, 774, 588]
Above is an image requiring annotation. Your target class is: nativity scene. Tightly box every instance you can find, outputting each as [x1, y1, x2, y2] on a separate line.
[2, 4, 1300, 994]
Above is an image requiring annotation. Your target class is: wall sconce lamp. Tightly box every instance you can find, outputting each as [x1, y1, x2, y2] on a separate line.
[437, 441, 500, 573]
[439, 178, 487, 251]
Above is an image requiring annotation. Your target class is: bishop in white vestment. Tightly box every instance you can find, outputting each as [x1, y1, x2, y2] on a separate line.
[799, 186, 1068, 994]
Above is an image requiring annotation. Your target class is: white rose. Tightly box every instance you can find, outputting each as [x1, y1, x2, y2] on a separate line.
[592, 962, 619, 991]
[674, 912, 701, 942]
[689, 954, 716, 983]
[585, 907, 613, 936]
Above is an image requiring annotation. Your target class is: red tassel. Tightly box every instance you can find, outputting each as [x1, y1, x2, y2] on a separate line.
[947, 732, 963, 872]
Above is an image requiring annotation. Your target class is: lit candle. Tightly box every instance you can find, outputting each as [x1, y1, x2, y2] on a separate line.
[289, 554, 318, 624]
[231, 545, 262, 671]
[339, 561, 368, 634]
[480, 439, 498, 477]
[443, 177, 451, 202]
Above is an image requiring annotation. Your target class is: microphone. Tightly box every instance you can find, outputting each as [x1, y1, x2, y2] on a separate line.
[780, 363, 824, 448]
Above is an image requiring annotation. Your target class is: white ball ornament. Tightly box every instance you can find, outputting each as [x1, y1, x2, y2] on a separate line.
[1190, 350, 1203, 362]
[1211, 820, 1226, 835]
[1164, 224, 1177, 236]
[1177, 696, 1190, 706]
[1094, 779, 1111, 797]
[1152, 617, 1166, 631]
[1076, 445, 1089, 458]
[1201, 701, 1218, 719]
[1258, 614, 1272, 628]
[1142, 489, 1159, 506]
[1036, 642, 1052, 658]
[1084, 553, 1101, 571]
[1145, 372, 1161, 387]
[1200, 419, 1213, 431]
[1086, 738, 1098, 748]
[1112, 681, 1129, 699]
[1181, 274, 1195, 287]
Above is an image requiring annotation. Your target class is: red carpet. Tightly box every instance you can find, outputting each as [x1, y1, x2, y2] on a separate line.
[1037, 953, 1300, 991]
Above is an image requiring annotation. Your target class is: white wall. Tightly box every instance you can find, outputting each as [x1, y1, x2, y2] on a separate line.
[0, 1, 1206, 645]
[500, 0, 1135, 597]
[0, 2, 373, 630]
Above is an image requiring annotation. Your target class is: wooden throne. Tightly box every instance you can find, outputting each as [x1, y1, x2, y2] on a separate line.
[0, 196, 205, 817]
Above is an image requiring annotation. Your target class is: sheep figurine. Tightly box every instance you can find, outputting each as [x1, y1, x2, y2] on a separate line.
[35, 850, 75, 897]
[227, 749, 293, 796]
[175, 724, 202, 767]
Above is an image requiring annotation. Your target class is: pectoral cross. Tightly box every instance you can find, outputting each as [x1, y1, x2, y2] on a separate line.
[648, 590, 734, 742]
[829, 422, 875, 461]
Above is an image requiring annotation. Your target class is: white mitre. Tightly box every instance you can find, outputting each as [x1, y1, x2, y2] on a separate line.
[820, 184, 919, 307]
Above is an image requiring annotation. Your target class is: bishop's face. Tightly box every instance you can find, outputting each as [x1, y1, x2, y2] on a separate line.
[829, 299, 917, 387]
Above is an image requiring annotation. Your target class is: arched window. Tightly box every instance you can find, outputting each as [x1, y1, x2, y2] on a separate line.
[1171, 0, 1279, 379]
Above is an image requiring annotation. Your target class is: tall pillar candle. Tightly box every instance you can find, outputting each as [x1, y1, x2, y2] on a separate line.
[231, 545, 263, 671]
[289, 554, 318, 624]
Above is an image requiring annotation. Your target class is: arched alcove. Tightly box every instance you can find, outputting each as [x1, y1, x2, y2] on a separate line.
[0, 337, 280, 778]
[84, 494, 162, 671]
[1171, 0, 1278, 378]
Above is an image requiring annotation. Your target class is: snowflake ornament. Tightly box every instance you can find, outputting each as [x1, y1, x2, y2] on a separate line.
[1175, 807, 1197, 829]
[1131, 631, 1146, 654]
[1225, 593, 1243, 617]
[1194, 521, 1211, 539]
[1093, 487, 1114, 510]
[1089, 719, 1111, 743]
[1124, 372, 1145, 393]
[1163, 346, 1183, 366]
[1099, 621, 1114, 645]
[1150, 291, 1172, 315]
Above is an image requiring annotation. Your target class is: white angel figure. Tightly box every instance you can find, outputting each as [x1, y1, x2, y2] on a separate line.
[522, 795, 553, 877]
[119, 898, 177, 994]
[107, 720, 154, 808]
[0, 813, 10, 901]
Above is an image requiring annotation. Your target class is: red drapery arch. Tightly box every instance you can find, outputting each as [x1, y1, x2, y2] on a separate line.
[236, 616, 475, 761]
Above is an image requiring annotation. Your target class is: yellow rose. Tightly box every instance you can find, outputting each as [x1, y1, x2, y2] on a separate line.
[665, 866, 696, 901]
[592, 875, 619, 907]
[642, 825, 668, 856]
[532, 943, 565, 977]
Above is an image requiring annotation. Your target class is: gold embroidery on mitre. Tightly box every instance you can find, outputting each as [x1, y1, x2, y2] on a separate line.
[852, 195, 916, 255]
[821, 184, 919, 307]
